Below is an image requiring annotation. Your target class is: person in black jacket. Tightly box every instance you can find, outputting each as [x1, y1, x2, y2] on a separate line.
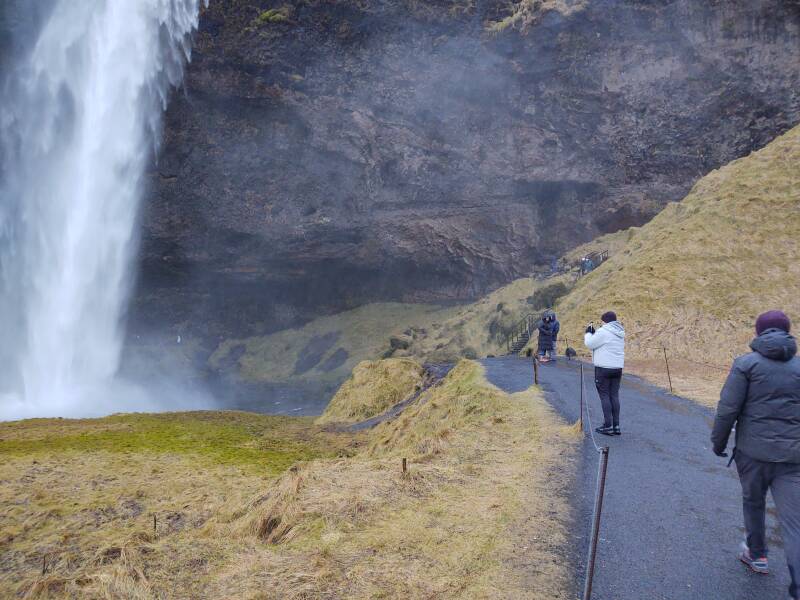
[711, 310, 800, 599]
[536, 310, 560, 362]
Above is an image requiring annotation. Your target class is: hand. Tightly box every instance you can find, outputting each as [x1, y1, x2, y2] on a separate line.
[714, 447, 729, 458]
[586, 325, 595, 334]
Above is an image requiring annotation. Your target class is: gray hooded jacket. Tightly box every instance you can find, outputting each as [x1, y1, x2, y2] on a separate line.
[711, 329, 800, 463]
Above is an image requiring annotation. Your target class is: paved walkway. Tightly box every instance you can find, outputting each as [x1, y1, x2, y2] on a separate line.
[482, 356, 790, 600]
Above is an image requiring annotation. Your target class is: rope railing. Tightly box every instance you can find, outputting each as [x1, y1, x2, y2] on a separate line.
[548, 335, 732, 394]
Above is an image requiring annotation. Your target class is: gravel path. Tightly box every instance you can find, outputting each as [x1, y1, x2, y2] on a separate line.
[482, 356, 791, 600]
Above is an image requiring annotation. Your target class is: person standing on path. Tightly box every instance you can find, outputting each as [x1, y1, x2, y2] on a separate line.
[585, 311, 625, 436]
[711, 310, 800, 600]
[536, 309, 560, 363]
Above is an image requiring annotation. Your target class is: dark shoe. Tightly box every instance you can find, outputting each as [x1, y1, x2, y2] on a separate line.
[612, 426, 621, 436]
[595, 426, 614, 436]
[739, 542, 769, 574]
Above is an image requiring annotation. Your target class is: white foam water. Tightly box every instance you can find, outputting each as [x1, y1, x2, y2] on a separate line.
[0, 0, 207, 420]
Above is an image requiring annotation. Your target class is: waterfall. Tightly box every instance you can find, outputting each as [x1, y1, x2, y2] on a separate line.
[0, 0, 206, 419]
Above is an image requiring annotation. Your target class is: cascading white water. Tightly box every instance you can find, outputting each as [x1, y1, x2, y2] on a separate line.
[0, 0, 207, 420]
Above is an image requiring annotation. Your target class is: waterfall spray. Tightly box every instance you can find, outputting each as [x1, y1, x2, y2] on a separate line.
[0, 0, 207, 419]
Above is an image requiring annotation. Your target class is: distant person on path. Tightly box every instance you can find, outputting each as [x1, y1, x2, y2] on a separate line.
[585, 311, 625, 436]
[711, 310, 800, 599]
[581, 255, 596, 276]
[536, 309, 560, 363]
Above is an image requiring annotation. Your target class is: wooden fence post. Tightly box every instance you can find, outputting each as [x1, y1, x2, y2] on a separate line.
[662, 346, 673, 393]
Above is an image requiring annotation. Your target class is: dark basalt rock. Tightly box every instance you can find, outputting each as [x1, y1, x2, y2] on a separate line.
[136, 0, 800, 339]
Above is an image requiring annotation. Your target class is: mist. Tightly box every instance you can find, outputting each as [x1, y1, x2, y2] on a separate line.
[0, 0, 207, 419]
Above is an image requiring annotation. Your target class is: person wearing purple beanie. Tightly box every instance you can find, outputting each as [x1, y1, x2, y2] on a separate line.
[712, 310, 800, 599]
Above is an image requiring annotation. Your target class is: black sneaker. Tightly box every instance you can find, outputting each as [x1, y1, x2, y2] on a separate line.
[595, 426, 614, 436]
[612, 426, 621, 436]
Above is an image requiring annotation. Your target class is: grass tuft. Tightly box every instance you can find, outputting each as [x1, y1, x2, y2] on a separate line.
[316, 358, 425, 425]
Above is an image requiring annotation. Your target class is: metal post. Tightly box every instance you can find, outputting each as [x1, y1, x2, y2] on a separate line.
[533, 356, 539, 385]
[579, 363, 584, 430]
[662, 346, 673, 393]
[582, 447, 610, 600]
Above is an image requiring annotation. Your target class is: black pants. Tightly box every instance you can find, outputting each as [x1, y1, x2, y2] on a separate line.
[735, 451, 800, 598]
[594, 366, 622, 427]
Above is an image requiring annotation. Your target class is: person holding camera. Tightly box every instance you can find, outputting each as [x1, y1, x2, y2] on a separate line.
[585, 311, 625, 436]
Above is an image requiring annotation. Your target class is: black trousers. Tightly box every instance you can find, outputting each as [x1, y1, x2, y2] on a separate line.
[735, 451, 800, 598]
[595, 366, 622, 427]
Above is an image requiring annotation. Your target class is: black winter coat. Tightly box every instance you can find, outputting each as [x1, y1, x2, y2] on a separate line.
[711, 329, 800, 463]
[537, 319, 560, 350]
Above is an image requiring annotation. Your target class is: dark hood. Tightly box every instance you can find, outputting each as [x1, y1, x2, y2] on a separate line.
[750, 329, 797, 362]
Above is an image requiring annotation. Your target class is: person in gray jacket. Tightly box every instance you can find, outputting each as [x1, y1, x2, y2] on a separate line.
[711, 310, 800, 600]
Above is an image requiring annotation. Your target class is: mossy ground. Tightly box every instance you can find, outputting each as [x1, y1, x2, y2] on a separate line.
[0, 412, 348, 474]
[2, 362, 575, 599]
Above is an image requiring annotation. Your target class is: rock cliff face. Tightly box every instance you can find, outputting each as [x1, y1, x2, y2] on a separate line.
[138, 0, 800, 337]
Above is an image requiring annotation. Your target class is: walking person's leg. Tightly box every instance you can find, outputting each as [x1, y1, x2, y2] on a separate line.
[769, 463, 800, 599]
[594, 367, 613, 429]
[735, 452, 773, 572]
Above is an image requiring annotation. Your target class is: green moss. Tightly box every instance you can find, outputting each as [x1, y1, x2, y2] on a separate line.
[527, 280, 572, 311]
[254, 6, 291, 25]
[0, 412, 342, 475]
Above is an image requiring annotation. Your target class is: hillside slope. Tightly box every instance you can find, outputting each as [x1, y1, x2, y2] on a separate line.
[555, 124, 800, 403]
[208, 274, 575, 400]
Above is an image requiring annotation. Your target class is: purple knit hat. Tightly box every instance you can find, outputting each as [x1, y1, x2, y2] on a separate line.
[601, 311, 617, 323]
[755, 310, 791, 335]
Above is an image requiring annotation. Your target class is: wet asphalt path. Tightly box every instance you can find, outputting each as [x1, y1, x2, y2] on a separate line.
[482, 356, 790, 600]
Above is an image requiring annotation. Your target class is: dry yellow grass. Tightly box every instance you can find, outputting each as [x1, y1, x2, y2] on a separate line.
[315, 358, 425, 425]
[551, 124, 800, 406]
[0, 413, 358, 599]
[3, 362, 576, 599]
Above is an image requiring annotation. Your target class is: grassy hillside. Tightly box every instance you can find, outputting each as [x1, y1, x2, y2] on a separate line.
[209, 302, 454, 388]
[397, 275, 575, 362]
[552, 124, 800, 404]
[2, 362, 576, 599]
[210, 276, 575, 394]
